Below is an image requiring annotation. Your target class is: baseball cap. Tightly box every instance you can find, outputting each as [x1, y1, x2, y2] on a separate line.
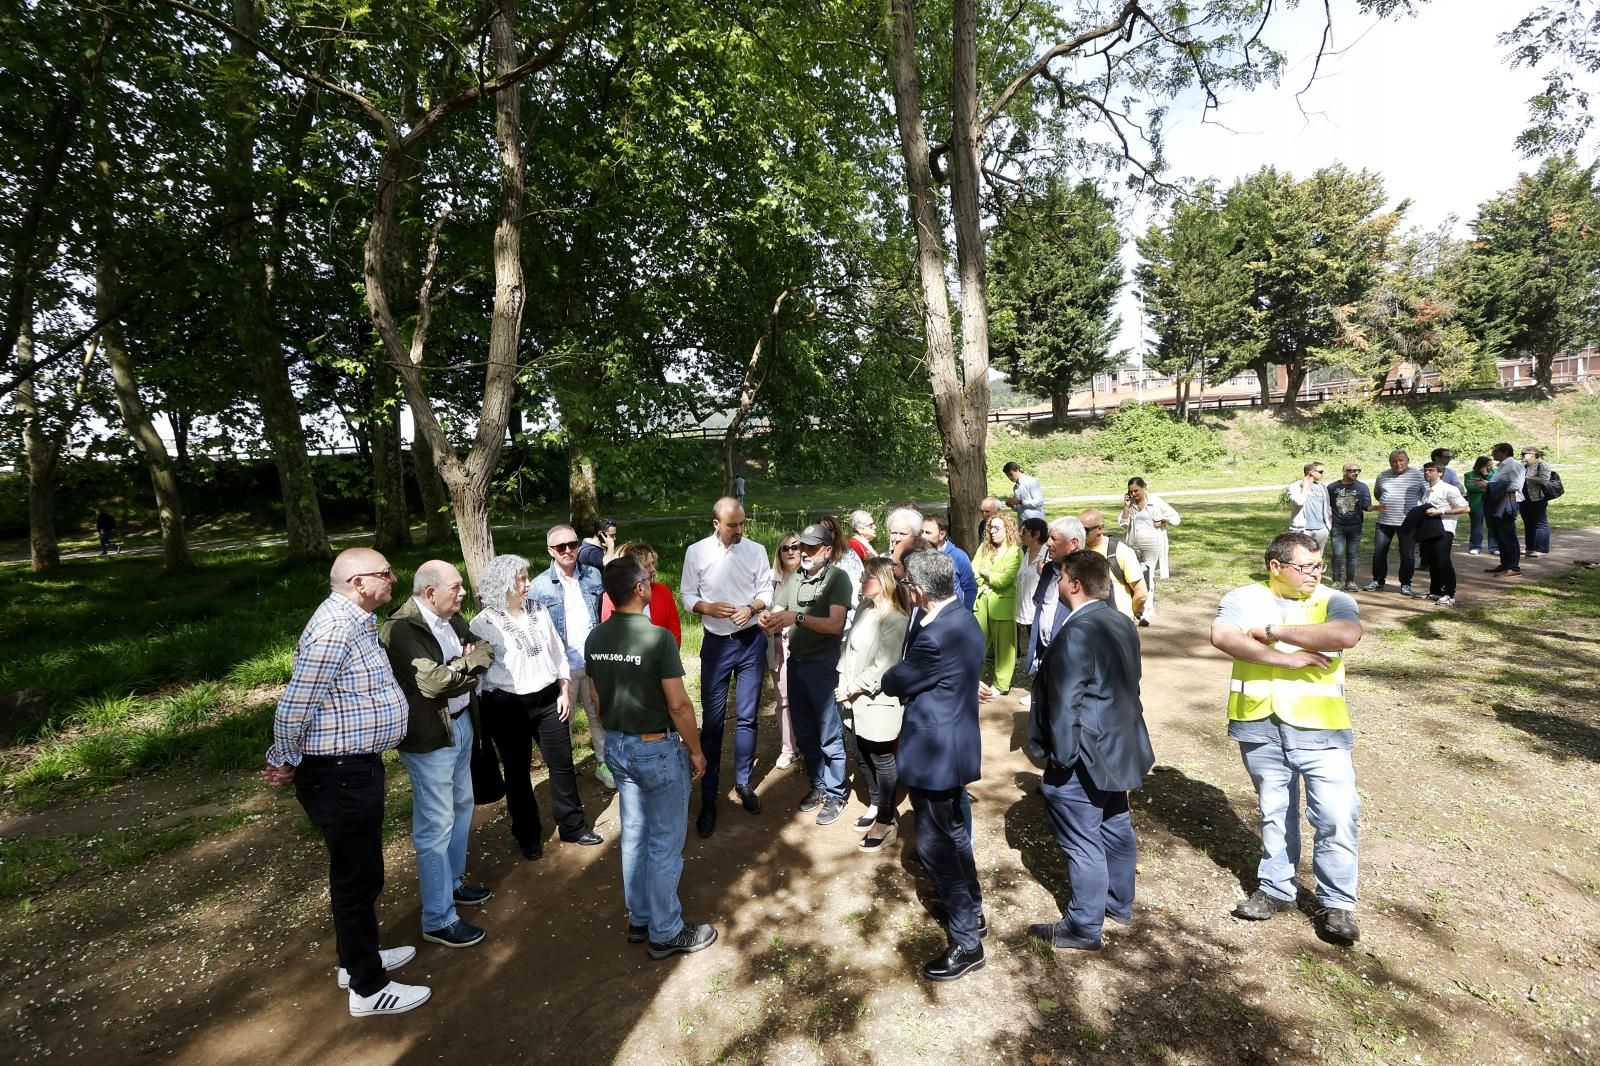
[797, 523, 833, 546]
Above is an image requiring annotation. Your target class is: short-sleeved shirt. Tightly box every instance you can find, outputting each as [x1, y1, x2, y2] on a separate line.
[1327, 480, 1370, 528]
[773, 563, 854, 660]
[584, 613, 685, 735]
[1215, 585, 1361, 751]
[1091, 537, 1144, 619]
[1373, 468, 1425, 527]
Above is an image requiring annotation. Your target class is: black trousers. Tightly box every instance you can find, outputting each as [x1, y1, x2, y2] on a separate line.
[295, 754, 387, 997]
[481, 686, 587, 845]
[1422, 533, 1456, 597]
[853, 734, 899, 826]
[1492, 512, 1522, 571]
[1370, 523, 1415, 586]
[910, 786, 984, 951]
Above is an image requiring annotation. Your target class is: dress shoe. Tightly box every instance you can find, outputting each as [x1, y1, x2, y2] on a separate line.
[562, 829, 603, 846]
[735, 784, 762, 814]
[1027, 920, 1101, 951]
[1317, 907, 1360, 943]
[696, 803, 717, 838]
[1232, 889, 1295, 920]
[519, 843, 544, 861]
[798, 786, 826, 812]
[626, 923, 648, 944]
[1494, 568, 1521, 577]
[423, 919, 485, 948]
[921, 942, 985, 982]
[452, 884, 492, 906]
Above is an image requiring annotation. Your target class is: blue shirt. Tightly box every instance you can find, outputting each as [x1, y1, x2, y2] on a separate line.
[942, 542, 978, 610]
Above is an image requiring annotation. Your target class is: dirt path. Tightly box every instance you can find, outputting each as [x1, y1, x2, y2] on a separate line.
[3, 534, 1597, 1064]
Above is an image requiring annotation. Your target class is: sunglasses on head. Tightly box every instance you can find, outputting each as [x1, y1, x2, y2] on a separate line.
[549, 540, 580, 552]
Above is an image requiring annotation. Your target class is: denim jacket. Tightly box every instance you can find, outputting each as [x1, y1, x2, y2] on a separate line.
[527, 561, 603, 669]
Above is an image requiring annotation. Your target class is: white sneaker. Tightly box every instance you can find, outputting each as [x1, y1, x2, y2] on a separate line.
[336, 945, 417, 988]
[1437, 596, 1457, 608]
[349, 980, 431, 1017]
[1467, 548, 1481, 555]
[1019, 693, 1031, 708]
[774, 753, 794, 770]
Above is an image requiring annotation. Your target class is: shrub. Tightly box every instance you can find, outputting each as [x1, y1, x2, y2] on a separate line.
[1096, 401, 1225, 470]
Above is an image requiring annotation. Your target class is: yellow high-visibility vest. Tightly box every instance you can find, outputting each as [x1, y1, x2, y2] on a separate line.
[1226, 583, 1351, 731]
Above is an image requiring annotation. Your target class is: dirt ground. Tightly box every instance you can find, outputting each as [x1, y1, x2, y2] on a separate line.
[2, 533, 1597, 1065]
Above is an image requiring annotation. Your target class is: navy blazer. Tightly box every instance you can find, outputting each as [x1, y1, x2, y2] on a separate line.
[1029, 599, 1155, 793]
[882, 601, 985, 791]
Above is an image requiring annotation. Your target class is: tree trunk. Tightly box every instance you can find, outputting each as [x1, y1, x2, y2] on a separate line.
[226, 0, 331, 565]
[17, 316, 61, 571]
[369, 376, 411, 554]
[1253, 359, 1272, 406]
[1050, 388, 1071, 425]
[1282, 358, 1308, 409]
[411, 432, 454, 543]
[1536, 347, 1555, 393]
[1174, 375, 1191, 420]
[568, 433, 600, 536]
[886, 0, 983, 554]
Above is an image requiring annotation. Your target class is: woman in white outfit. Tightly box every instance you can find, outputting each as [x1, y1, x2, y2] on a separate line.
[835, 557, 911, 852]
[1119, 476, 1181, 626]
[767, 534, 803, 769]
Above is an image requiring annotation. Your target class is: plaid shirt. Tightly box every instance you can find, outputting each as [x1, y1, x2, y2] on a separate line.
[267, 594, 409, 766]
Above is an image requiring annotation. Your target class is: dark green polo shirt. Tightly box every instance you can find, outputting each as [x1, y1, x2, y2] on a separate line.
[773, 564, 853, 659]
[584, 613, 685, 734]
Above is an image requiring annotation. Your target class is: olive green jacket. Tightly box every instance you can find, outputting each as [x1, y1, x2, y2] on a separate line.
[380, 597, 494, 754]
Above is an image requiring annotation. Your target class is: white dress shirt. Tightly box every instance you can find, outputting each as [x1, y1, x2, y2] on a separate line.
[416, 597, 470, 715]
[680, 534, 773, 637]
[558, 570, 592, 672]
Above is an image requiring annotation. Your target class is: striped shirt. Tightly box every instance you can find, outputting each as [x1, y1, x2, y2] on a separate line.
[266, 594, 409, 766]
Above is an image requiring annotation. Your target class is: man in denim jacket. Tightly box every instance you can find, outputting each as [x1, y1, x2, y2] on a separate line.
[529, 524, 612, 788]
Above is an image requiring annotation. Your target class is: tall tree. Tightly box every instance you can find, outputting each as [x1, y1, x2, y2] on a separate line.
[1501, 1, 1600, 157]
[990, 179, 1123, 423]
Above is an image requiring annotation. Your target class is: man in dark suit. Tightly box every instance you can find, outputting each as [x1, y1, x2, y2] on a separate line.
[1027, 551, 1155, 951]
[882, 550, 988, 981]
[1023, 515, 1085, 679]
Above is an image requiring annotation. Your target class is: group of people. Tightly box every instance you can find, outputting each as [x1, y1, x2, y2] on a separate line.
[1284, 443, 1561, 608]
[267, 462, 1378, 1017]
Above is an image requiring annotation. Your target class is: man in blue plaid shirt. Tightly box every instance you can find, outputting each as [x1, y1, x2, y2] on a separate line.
[264, 547, 429, 1018]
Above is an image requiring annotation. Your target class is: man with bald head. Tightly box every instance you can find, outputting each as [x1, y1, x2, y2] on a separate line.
[265, 548, 430, 1017]
[1079, 509, 1147, 621]
[383, 560, 495, 950]
[681, 497, 772, 837]
[530, 524, 610, 787]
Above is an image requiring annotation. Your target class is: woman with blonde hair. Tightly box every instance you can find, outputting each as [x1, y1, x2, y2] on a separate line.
[836, 556, 911, 851]
[973, 511, 1023, 694]
[470, 554, 602, 860]
[599, 541, 682, 645]
[766, 532, 803, 769]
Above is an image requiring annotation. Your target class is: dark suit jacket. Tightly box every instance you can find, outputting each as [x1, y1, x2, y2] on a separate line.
[882, 600, 985, 791]
[1024, 561, 1064, 677]
[1028, 599, 1154, 793]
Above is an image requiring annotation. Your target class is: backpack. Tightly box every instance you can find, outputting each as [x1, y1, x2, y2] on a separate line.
[1544, 469, 1565, 500]
[1104, 536, 1132, 606]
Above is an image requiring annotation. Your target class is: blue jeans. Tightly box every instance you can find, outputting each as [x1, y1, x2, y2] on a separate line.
[1328, 526, 1361, 586]
[1239, 741, 1360, 911]
[1467, 500, 1497, 552]
[1520, 498, 1550, 554]
[699, 628, 766, 803]
[1039, 761, 1136, 939]
[606, 731, 691, 943]
[1369, 523, 1414, 587]
[787, 653, 848, 799]
[398, 714, 476, 932]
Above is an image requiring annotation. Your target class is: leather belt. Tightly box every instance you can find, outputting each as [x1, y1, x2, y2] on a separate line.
[637, 731, 668, 741]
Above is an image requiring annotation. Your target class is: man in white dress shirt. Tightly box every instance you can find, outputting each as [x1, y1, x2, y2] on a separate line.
[681, 497, 773, 838]
[1003, 462, 1047, 522]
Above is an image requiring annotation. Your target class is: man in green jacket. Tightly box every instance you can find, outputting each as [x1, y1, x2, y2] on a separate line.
[381, 560, 495, 949]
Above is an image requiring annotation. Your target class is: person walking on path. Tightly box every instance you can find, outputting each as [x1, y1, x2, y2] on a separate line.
[1417, 462, 1468, 607]
[382, 560, 496, 950]
[95, 508, 119, 555]
[1520, 447, 1554, 558]
[1325, 464, 1370, 591]
[471, 554, 603, 861]
[530, 524, 612, 789]
[763, 523, 854, 828]
[264, 548, 428, 1017]
[883, 550, 988, 982]
[1210, 532, 1365, 945]
[680, 497, 772, 838]
[587, 556, 718, 961]
[1003, 461, 1047, 523]
[972, 512, 1023, 693]
[1463, 456, 1499, 556]
[1027, 551, 1154, 952]
[1485, 443, 1525, 577]
[1119, 477, 1180, 625]
[766, 533, 803, 770]
[836, 557, 912, 852]
[1363, 450, 1425, 596]
[1079, 508, 1147, 621]
[1286, 462, 1331, 551]
[922, 513, 978, 610]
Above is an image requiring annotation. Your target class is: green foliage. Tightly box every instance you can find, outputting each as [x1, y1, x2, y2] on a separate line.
[1501, 2, 1600, 156]
[1095, 402, 1225, 470]
[1281, 399, 1518, 460]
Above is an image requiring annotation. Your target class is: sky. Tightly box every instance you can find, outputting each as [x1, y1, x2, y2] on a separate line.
[1109, 0, 1554, 359]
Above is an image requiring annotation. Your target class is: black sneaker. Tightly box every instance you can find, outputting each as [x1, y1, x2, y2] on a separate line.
[423, 919, 485, 948]
[1231, 889, 1294, 921]
[626, 923, 648, 944]
[453, 884, 492, 906]
[1317, 907, 1360, 943]
[735, 784, 762, 814]
[696, 803, 717, 838]
[647, 922, 718, 960]
[815, 796, 846, 826]
[798, 786, 826, 812]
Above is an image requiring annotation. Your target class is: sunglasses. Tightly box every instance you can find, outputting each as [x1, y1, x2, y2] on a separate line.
[548, 540, 580, 553]
[349, 568, 395, 583]
[780, 544, 801, 552]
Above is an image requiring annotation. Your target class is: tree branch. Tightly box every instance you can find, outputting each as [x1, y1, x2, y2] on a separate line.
[977, 0, 1142, 134]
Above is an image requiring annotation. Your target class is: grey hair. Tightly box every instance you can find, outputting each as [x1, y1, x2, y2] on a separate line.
[849, 509, 875, 533]
[887, 506, 924, 534]
[477, 553, 531, 610]
[905, 549, 956, 600]
[412, 560, 458, 595]
[1048, 515, 1085, 543]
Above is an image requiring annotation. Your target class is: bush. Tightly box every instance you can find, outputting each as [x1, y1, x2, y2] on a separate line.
[1096, 402, 1225, 470]
[1285, 399, 1517, 462]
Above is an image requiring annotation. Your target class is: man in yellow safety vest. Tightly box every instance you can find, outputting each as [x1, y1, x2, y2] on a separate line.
[1209, 531, 1365, 944]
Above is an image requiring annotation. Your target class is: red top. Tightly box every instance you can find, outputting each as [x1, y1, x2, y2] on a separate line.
[847, 536, 873, 562]
[600, 581, 683, 646]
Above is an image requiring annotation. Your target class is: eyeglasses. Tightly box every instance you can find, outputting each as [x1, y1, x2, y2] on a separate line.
[780, 544, 801, 553]
[1084, 524, 1104, 533]
[1280, 560, 1325, 576]
[1344, 468, 1361, 473]
[349, 569, 395, 583]
[548, 541, 580, 553]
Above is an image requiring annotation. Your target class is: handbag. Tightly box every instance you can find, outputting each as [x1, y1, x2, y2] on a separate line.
[470, 718, 506, 805]
[1544, 469, 1565, 500]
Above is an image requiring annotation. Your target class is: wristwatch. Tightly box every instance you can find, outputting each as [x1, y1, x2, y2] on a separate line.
[1265, 623, 1276, 642]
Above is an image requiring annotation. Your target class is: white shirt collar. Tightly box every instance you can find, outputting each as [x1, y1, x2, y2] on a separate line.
[919, 592, 960, 627]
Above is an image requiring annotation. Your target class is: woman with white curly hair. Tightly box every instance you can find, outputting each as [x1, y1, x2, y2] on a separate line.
[470, 553, 602, 860]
